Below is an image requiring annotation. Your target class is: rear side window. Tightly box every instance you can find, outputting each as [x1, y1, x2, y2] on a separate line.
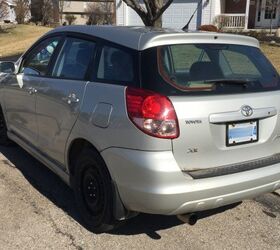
[52, 37, 96, 80]
[141, 44, 280, 95]
[21, 37, 60, 76]
[97, 46, 134, 83]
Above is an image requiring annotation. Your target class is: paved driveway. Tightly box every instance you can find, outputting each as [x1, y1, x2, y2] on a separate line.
[0, 145, 279, 250]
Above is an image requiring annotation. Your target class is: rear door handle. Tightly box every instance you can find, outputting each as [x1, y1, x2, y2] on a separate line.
[63, 93, 80, 105]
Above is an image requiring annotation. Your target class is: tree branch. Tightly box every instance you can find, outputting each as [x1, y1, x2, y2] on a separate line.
[0, 0, 9, 19]
[123, 0, 152, 25]
[143, 0, 153, 20]
[123, 0, 174, 26]
[153, 0, 173, 21]
[154, 0, 161, 11]
[123, 0, 146, 14]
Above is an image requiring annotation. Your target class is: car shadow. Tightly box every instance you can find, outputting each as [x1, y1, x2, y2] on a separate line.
[110, 202, 241, 239]
[0, 145, 81, 224]
[0, 145, 241, 239]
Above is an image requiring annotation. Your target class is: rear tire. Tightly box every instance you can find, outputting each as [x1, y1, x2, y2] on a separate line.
[73, 147, 118, 233]
[0, 108, 13, 146]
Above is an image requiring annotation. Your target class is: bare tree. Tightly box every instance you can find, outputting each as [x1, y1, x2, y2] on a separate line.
[0, 0, 9, 21]
[59, 0, 65, 24]
[265, 0, 280, 34]
[30, 0, 59, 25]
[86, 1, 114, 25]
[14, 0, 30, 24]
[122, 0, 173, 27]
[41, 0, 54, 25]
[30, 0, 43, 24]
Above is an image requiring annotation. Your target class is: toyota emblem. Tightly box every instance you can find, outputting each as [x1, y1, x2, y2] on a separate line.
[241, 105, 253, 117]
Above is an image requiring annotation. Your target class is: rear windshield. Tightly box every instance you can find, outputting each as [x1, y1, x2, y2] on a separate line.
[141, 44, 280, 95]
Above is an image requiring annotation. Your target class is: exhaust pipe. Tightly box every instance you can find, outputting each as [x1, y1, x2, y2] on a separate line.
[177, 213, 198, 225]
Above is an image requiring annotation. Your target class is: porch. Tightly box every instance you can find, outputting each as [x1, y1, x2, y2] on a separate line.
[215, 0, 280, 30]
[215, 13, 247, 29]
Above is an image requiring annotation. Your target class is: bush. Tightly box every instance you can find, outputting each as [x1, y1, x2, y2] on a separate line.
[198, 25, 219, 32]
[65, 14, 76, 25]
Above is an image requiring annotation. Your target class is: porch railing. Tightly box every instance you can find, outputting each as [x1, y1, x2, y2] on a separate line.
[215, 14, 246, 29]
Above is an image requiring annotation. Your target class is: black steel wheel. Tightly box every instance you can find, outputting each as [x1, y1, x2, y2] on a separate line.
[74, 147, 117, 233]
[82, 167, 105, 216]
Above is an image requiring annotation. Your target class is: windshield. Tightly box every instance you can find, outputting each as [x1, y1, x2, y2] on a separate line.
[141, 44, 280, 95]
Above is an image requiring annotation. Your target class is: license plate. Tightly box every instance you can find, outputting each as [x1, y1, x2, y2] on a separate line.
[227, 120, 258, 146]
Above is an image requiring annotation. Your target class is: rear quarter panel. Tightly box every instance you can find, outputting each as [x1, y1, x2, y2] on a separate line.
[65, 81, 172, 170]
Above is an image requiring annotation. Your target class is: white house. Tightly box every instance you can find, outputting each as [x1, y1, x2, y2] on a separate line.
[58, 0, 114, 25]
[61, 1, 90, 24]
[0, 0, 16, 23]
[116, 0, 280, 30]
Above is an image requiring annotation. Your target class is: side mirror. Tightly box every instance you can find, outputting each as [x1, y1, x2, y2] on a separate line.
[0, 61, 15, 74]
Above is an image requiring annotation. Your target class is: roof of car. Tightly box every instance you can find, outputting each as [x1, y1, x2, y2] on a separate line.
[46, 25, 260, 51]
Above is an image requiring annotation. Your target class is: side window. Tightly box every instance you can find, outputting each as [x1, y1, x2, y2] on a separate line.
[97, 46, 134, 83]
[21, 37, 60, 76]
[52, 37, 96, 80]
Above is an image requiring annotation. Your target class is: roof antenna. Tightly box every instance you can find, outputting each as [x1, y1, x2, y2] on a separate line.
[182, 0, 205, 31]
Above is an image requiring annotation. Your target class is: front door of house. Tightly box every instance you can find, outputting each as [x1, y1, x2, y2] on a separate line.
[255, 0, 280, 28]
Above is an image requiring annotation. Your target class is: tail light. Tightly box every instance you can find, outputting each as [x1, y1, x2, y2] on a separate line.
[125, 87, 179, 139]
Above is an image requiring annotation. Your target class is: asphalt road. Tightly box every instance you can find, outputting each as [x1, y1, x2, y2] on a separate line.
[0, 145, 280, 250]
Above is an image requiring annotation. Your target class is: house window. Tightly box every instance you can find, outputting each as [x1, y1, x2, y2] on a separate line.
[264, 1, 277, 19]
[257, 0, 262, 21]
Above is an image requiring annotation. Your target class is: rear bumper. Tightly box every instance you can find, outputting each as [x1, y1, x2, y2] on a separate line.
[101, 148, 280, 215]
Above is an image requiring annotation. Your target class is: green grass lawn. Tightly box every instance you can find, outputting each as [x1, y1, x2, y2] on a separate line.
[261, 44, 280, 73]
[0, 24, 52, 60]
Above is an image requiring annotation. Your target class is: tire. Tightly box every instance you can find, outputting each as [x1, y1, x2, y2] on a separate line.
[73, 147, 118, 233]
[0, 107, 13, 146]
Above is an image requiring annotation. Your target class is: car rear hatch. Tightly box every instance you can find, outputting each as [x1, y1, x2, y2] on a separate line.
[170, 91, 280, 174]
[141, 42, 280, 176]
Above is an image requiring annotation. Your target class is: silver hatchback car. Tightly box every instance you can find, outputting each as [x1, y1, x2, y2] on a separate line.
[1, 26, 280, 232]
